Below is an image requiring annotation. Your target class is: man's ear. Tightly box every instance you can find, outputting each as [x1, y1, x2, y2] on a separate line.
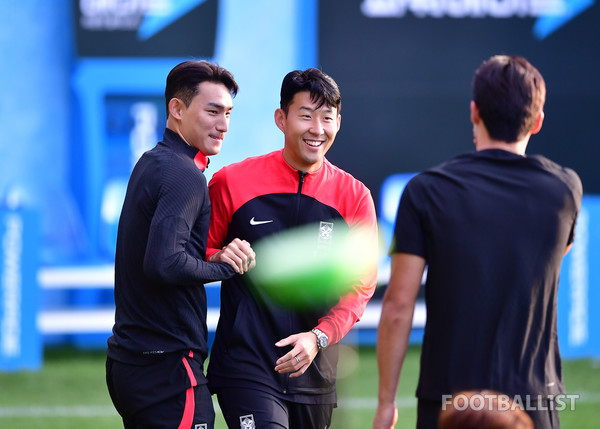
[168, 98, 185, 120]
[531, 111, 544, 135]
[470, 100, 480, 125]
[274, 108, 286, 132]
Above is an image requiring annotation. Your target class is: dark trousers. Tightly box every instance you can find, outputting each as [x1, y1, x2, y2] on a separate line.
[215, 387, 334, 429]
[107, 355, 215, 429]
[417, 399, 441, 429]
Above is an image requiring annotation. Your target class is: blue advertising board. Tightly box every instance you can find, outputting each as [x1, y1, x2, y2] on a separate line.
[558, 195, 600, 359]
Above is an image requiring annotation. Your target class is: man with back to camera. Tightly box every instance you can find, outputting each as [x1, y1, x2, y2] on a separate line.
[205, 68, 379, 428]
[373, 55, 582, 429]
[106, 60, 256, 429]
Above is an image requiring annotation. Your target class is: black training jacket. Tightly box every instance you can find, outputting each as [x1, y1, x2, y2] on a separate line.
[107, 129, 236, 377]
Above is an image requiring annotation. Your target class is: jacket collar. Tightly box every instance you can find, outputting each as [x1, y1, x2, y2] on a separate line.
[163, 128, 210, 171]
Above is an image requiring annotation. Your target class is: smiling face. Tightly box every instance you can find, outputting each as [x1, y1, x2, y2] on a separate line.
[276, 91, 341, 173]
[168, 81, 233, 156]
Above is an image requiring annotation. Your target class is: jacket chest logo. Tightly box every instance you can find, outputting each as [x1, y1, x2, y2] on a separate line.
[240, 414, 255, 429]
[318, 221, 334, 244]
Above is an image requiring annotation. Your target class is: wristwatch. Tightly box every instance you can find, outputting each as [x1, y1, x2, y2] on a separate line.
[311, 328, 329, 351]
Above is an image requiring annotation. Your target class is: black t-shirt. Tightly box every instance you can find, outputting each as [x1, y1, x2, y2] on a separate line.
[392, 149, 582, 400]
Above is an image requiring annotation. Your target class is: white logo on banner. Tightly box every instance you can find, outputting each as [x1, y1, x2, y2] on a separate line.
[569, 207, 589, 347]
[1, 214, 23, 358]
[361, 0, 568, 19]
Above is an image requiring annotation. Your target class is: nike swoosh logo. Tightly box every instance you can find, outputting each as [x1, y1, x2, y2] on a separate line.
[250, 217, 273, 226]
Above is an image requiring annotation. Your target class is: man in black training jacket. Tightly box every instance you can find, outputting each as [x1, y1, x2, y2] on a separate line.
[106, 60, 255, 429]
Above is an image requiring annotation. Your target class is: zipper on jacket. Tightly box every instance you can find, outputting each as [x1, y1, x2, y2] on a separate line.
[297, 170, 306, 194]
[284, 169, 307, 396]
[292, 171, 307, 226]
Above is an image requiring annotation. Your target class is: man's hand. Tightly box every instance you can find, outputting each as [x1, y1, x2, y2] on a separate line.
[209, 238, 256, 274]
[274, 331, 319, 378]
[372, 402, 398, 429]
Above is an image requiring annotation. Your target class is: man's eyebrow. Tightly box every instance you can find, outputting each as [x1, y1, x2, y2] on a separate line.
[207, 102, 233, 110]
[298, 105, 333, 113]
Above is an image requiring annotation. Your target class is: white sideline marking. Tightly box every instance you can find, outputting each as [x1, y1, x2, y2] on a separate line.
[338, 397, 416, 409]
[1, 393, 598, 418]
[0, 405, 117, 417]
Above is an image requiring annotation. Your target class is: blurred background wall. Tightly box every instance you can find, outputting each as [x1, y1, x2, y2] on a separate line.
[0, 0, 597, 369]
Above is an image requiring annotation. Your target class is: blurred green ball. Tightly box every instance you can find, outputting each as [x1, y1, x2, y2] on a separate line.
[247, 223, 373, 309]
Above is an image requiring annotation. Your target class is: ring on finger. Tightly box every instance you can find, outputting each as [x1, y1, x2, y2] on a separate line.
[294, 355, 300, 364]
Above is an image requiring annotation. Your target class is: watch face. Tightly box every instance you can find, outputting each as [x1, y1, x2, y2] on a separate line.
[318, 333, 328, 349]
[313, 328, 328, 349]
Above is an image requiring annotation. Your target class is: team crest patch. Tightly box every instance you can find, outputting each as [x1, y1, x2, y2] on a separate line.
[194, 424, 207, 429]
[318, 221, 334, 244]
[240, 414, 255, 429]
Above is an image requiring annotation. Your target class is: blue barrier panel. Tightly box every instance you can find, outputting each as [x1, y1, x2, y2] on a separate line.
[558, 195, 600, 359]
[0, 209, 41, 370]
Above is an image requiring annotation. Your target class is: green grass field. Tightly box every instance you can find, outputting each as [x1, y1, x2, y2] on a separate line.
[0, 344, 598, 428]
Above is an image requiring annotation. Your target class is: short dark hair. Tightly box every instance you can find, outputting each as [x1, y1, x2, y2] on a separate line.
[472, 55, 545, 143]
[165, 60, 238, 117]
[439, 390, 534, 429]
[280, 68, 341, 114]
